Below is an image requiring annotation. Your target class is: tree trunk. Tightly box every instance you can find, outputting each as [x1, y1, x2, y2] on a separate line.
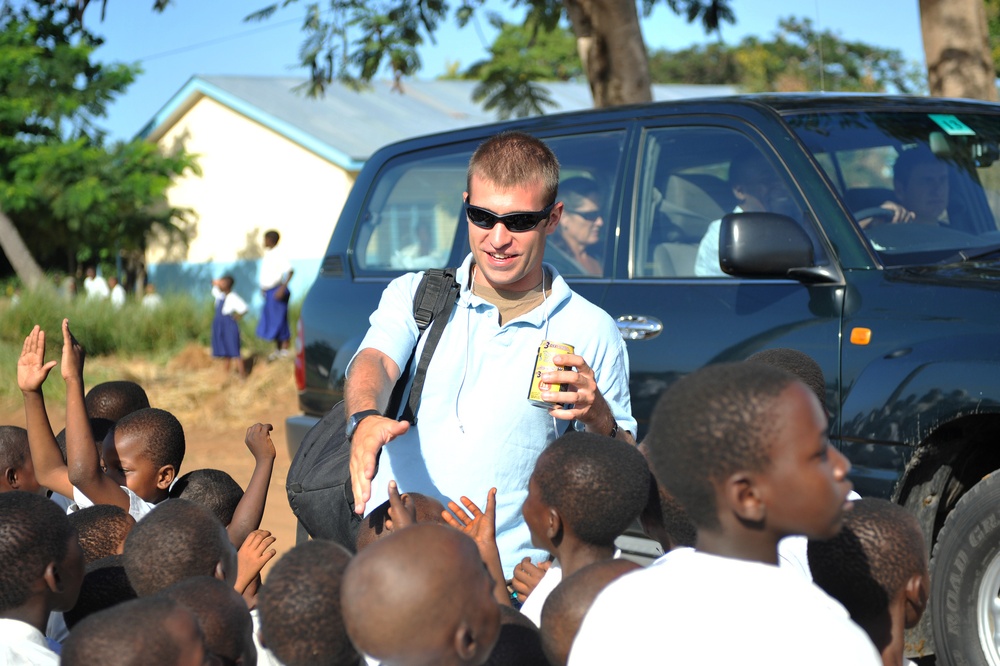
[563, 0, 653, 107]
[0, 207, 46, 290]
[920, 0, 998, 101]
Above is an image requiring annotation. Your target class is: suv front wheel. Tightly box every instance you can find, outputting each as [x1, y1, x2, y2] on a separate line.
[931, 472, 1000, 666]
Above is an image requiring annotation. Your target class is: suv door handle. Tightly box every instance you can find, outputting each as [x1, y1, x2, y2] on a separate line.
[615, 315, 663, 340]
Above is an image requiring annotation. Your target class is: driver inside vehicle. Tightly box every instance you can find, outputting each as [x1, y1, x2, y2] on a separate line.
[862, 147, 950, 229]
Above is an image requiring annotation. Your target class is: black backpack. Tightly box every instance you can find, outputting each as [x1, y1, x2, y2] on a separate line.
[286, 268, 460, 550]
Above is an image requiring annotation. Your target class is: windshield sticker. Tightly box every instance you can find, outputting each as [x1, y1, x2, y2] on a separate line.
[929, 114, 976, 136]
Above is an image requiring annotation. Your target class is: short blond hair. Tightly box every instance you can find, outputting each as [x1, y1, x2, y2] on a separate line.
[467, 131, 560, 204]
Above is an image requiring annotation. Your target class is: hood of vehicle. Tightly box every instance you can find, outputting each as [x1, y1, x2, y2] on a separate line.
[891, 259, 1000, 289]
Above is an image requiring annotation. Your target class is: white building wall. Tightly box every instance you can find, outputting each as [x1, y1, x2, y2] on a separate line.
[147, 96, 355, 265]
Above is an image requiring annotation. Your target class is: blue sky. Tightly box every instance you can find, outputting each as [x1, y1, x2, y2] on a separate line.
[90, 0, 925, 141]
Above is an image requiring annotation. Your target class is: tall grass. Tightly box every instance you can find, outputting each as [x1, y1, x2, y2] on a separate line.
[0, 290, 301, 403]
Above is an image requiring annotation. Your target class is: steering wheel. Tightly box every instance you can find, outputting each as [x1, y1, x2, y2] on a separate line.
[852, 206, 896, 222]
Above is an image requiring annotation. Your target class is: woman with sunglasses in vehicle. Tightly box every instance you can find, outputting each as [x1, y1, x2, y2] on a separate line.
[546, 177, 605, 276]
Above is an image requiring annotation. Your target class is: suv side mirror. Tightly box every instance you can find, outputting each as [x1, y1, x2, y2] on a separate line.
[719, 212, 814, 278]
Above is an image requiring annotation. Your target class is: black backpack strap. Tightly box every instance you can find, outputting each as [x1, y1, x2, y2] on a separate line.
[386, 268, 460, 424]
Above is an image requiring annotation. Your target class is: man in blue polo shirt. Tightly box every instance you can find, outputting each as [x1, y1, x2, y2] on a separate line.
[345, 131, 635, 578]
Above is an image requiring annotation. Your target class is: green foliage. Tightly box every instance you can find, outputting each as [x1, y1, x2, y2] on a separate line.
[0, 291, 214, 357]
[648, 17, 924, 94]
[247, 0, 733, 101]
[0, 2, 198, 274]
[461, 20, 580, 119]
[988, 0, 1000, 76]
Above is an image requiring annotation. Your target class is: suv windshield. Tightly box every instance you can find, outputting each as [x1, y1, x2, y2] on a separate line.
[786, 109, 1000, 267]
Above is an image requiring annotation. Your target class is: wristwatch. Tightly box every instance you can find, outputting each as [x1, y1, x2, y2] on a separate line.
[346, 409, 382, 440]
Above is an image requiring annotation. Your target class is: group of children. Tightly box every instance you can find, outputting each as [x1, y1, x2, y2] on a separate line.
[1, 318, 931, 666]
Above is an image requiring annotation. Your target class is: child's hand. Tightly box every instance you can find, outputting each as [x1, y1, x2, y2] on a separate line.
[17, 326, 58, 393]
[512, 557, 551, 602]
[443, 488, 498, 553]
[235, 529, 277, 595]
[384, 480, 416, 531]
[244, 423, 276, 462]
[59, 319, 85, 383]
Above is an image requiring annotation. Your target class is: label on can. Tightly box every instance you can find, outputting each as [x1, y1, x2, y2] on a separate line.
[527, 340, 574, 408]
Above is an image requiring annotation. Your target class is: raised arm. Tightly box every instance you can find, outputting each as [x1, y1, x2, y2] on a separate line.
[227, 423, 277, 547]
[442, 488, 511, 606]
[17, 325, 72, 497]
[345, 347, 409, 515]
[61, 319, 129, 510]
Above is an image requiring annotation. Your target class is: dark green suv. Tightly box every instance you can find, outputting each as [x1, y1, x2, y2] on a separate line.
[288, 94, 1000, 665]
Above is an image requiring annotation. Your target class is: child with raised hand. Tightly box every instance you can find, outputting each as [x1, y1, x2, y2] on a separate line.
[443, 486, 511, 607]
[808, 498, 930, 666]
[341, 523, 501, 666]
[19, 320, 184, 520]
[569, 362, 881, 665]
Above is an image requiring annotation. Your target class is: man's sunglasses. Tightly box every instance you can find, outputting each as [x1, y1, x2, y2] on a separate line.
[464, 197, 556, 232]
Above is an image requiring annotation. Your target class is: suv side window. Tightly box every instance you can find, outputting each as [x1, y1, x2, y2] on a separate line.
[354, 150, 472, 272]
[351, 131, 628, 276]
[633, 126, 815, 278]
[544, 130, 627, 278]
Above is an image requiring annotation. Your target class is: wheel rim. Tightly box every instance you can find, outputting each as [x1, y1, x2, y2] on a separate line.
[978, 549, 1000, 665]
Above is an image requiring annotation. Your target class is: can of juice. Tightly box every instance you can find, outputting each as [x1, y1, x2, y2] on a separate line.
[527, 340, 575, 408]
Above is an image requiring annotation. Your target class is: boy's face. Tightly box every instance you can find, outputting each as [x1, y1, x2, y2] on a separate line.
[522, 474, 553, 551]
[756, 382, 853, 541]
[102, 430, 170, 502]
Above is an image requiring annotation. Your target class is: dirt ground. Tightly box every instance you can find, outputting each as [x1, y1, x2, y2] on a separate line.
[0, 344, 301, 579]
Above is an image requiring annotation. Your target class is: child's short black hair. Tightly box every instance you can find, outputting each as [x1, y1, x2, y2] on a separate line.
[0, 425, 29, 472]
[68, 504, 135, 565]
[486, 605, 549, 666]
[122, 499, 233, 596]
[258, 539, 357, 666]
[264, 229, 280, 244]
[169, 469, 244, 526]
[746, 348, 827, 411]
[532, 431, 649, 546]
[808, 498, 927, 625]
[0, 491, 73, 612]
[61, 596, 203, 665]
[646, 362, 798, 530]
[111, 407, 185, 474]
[160, 575, 253, 666]
[63, 555, 137, 630]
[55, 418, 115, 464]
[84, 380, 151, 423]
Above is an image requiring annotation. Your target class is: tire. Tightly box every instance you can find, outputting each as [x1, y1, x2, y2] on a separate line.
[931, 472, 1000, 666]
